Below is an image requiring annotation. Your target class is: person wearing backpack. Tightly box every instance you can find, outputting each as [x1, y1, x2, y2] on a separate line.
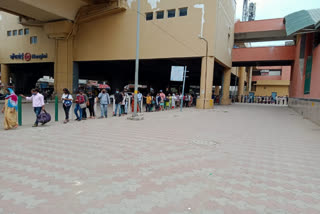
[74, 90, 85, 121]
[61, 88, 73, 124]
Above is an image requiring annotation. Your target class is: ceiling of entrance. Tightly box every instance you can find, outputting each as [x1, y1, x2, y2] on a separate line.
[0, 0, 90, 22]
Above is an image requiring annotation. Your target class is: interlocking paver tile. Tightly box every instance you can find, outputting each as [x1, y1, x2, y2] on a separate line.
[0, 104, 320, 213]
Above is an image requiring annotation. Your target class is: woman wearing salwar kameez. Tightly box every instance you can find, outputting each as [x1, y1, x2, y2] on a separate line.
[1, 88, 18, 130]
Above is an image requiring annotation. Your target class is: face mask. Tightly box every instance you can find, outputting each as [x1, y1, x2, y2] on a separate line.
[32, 93, 37, 95]
[116, 91, 119, 93]
[102, 91, 106, 94]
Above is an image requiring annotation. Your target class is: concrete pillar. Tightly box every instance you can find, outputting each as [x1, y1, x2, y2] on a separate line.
[221, 68, 232, 105]
[248, 67, 253, 92]
[54, 39, 74, 95]
[238, 67, 245, 101]
[214, 86, 220, 96]
[0, 64, 10, 88]
[196, 56, 214, 109]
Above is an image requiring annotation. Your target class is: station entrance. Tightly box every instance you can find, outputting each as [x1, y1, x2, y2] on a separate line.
[77, 57, 227, 95]
[8, 62, 54, 94]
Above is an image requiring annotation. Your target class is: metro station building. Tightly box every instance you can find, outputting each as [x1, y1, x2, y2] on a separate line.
[0, 0, 236, 109]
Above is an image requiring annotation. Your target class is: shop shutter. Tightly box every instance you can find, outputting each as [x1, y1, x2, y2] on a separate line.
[304, 56, 313, 94]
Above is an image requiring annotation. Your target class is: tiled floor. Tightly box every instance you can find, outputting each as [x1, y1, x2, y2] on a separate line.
[0, 104, 320, 214]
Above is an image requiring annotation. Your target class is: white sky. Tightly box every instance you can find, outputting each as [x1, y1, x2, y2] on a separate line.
[235, 0, 320, 21]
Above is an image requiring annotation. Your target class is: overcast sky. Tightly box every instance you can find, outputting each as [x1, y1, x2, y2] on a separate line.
[235, 0, 320, 20]
[235, 0, 320, 46]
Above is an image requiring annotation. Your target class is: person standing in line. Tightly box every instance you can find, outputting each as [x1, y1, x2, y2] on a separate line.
[159, 90, 166, 111]
[137, 91, 143, 113]
[87, 90, 96, 119]
[98, 89, 110, 119]
[61, 88, 73, 124]
[1, 88, 18, 130]
[155, 93, 160, 111]
[124, 92, 129, 114]
[81, 91, 88, 120]
[114, 89, 123, 117]
[146, 93, 152, 112]
[121, 92, 126, 115]
[20, 88, 45, 127]
[74, 90, 85, 121]
[171, 93, 176, 109]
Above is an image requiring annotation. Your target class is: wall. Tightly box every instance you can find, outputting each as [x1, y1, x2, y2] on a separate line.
[290, 34, 320, 99]
[289, 33, 320, 125]
[213, 0, 235, 67]
[0, 12, 55, 64]
[289, 98, 320, 126]
[255, 85, 289, 96]
[74, 0, 220, 61]
[252, 75, 281, 81]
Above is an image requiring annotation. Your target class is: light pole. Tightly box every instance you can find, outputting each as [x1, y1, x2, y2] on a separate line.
[133, 0, 141, 117]
[199, 36, 208, 108]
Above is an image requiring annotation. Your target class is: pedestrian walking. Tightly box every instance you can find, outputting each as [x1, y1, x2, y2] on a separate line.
[20, 88, 45, 127]
[87, 91, 96, 119]
[1, 88, 18, 130]
[61, 88, 73, 124]
[114, 89, 123, 117]
[98, 89, 110, 119]
[74, 90, 85, 121]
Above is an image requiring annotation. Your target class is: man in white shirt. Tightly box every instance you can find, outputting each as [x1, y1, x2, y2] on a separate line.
[21, 88, 45, 127]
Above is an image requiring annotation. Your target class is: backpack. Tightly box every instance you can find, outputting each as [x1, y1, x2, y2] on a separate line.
[64, 95, 72, 107]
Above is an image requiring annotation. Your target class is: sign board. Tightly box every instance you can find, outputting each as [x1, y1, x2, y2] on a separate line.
[10, 53, 48, 61]
[170, 66, 184, 82]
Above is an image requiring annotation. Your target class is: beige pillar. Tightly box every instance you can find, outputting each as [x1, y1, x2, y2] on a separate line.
[0, 64, 10, 89]
[238, 67, 245, 101]
[196, 56, 214, 109]
[54, 39, 74, 95]
[214, 85, 220, 96]
[248, 67, 253, 92]
[221, 68, 232, 105]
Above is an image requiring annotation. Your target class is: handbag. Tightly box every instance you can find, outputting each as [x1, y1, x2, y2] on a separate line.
[37, 110, 51, 124]
[80, 103, 87, 109]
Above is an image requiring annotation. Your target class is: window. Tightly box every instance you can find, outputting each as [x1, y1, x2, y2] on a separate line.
[24, 28, 29, 35]
[304, 56, 313, 94]
[146, 12, 153, 21]
[13, 30, 17, 36]
[168, 9, 176, 18]
[7, 31, 12, 36]
[156, 11, 164, 19]
[179, 7, 188, 16]
[30, 36, 37, 44]
[18, 29, 23, 35]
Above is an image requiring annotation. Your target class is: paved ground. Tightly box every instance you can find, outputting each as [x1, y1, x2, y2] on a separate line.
[0, 104, 320, 214]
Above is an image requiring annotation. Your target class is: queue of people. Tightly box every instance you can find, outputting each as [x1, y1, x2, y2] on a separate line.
[1, 87, 197, 130]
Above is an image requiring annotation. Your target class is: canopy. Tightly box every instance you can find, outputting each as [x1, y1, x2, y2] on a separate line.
[98, 84, 111, 89]
[284, 8, 320, 36]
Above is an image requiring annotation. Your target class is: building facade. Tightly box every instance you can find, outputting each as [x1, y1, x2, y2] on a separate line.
[0, 0, 236, 109]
